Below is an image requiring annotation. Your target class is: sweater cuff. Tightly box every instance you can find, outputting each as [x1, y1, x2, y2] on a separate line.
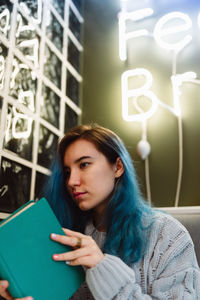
[86, 254, 136, 300]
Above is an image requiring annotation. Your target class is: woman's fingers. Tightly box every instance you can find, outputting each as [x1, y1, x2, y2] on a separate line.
[51, 233, 104, 268]
[0, 281, 12, 300]
[53, 244, 90, 260]
[51, 233, 84, 248]
[16, 298, 33, 300]
[62, 228, 85, 238]
[51, 232, 93, 250]
[68, 255, 100, 267]
[0, 281, 33, 300]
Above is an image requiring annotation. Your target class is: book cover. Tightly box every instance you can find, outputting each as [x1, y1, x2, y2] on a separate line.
[0, 197, 85, 299]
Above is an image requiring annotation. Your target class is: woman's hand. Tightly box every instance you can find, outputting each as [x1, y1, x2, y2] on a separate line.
[51, 228, 104, 268]
[0, 281, 33, 300]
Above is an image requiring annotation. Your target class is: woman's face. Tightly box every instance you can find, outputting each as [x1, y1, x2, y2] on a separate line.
[63, 139, 124, 215]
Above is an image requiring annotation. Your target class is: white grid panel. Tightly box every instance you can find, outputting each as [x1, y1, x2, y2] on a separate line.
[0, 0, 83, 218]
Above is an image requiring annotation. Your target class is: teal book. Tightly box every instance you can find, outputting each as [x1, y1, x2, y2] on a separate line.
[0, 197, 85, 299]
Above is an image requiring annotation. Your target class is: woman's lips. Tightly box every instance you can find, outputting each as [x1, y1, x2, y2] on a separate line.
[73, 192, 87, 200]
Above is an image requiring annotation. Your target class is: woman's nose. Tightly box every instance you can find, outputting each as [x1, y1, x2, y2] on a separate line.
[67, 170, 81, 187]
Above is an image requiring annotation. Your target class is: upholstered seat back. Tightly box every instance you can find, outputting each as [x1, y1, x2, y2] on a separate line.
[171, 213, 200, 266]
[161, 207, 200, 266]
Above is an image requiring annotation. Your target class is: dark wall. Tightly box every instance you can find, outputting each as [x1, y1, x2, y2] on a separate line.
[82, 0, 200, 207]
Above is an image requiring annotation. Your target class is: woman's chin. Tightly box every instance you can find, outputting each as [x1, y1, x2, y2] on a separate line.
[78, 201, 90, 211]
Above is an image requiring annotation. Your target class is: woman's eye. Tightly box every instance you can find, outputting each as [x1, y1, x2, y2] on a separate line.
[80, 162, 89, 169]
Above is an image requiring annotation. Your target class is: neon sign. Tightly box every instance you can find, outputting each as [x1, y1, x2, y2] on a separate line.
[119, 8, 154, 61]
[153, 12, 192, 53]
[119, 7, 200, 123]
[119, 8, 196, 61]
[119, 3, 200, 205]
[122, 69, 197, 122]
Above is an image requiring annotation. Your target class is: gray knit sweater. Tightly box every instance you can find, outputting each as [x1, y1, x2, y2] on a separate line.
[71, 212, 200, 299]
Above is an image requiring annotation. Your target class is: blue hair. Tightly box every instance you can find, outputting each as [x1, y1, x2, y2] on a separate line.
[103, 138, 154, 263]
[42, 124, 154, 264]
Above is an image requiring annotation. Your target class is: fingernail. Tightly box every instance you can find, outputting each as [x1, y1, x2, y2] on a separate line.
[1, 281, 6, 287]
[26, 297, 33, 300]
[51, 233, 57, 239]
[65, 261, 70, 265]
[53, 254, 59, 260]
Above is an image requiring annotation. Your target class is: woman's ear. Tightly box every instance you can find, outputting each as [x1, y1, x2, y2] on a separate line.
[114, 157, 124, 178]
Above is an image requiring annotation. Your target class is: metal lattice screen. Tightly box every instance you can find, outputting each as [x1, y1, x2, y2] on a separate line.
[0, 0, 83, 219]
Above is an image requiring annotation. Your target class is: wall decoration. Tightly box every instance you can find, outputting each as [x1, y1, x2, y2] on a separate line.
[0, 0, 83, 218]
[119, 0, 200, 206]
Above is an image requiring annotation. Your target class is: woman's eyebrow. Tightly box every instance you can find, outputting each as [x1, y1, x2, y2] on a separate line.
[64, 156, 93, 169]
[74, 156, 92, 163]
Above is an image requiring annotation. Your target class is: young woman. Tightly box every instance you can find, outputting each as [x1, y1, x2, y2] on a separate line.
[0, 124, 200, 299]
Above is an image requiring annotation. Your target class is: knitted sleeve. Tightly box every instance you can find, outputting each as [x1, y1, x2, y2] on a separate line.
[86, 213, 200, 300]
